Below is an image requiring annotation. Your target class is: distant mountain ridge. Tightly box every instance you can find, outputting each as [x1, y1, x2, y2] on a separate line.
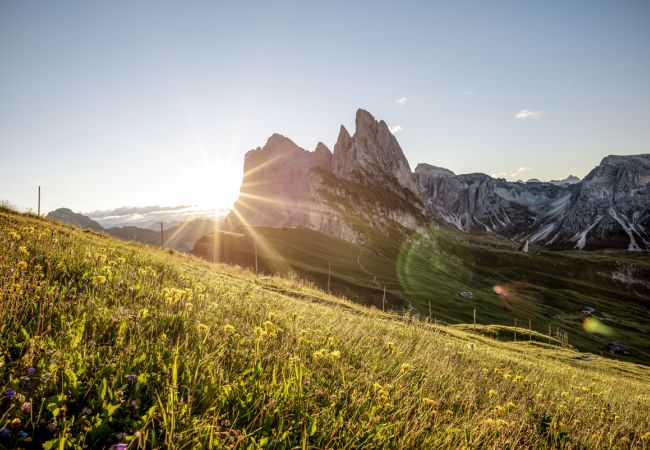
[226, 109, 650, 251]
[47, 208, 220, 252]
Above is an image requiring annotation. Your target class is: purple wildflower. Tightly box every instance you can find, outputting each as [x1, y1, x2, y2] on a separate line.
[17, 431, 28, 439]
[113, 444, 128, 450]
[26, 367, 36, 375]
[0, 428, 9, 438]
[128, 374, 137, 381]
[5, 389, 16, 397]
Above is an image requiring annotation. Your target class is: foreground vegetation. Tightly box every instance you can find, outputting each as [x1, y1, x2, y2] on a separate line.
[1, 209, 650, 448]
[193, 224, 650, 363]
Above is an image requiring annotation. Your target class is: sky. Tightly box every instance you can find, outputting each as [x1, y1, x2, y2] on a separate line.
[1, 0, 649, 219]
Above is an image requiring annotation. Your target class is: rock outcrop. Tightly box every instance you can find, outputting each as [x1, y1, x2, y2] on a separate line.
[225, 109, 429, 243]
[226, 109, 650, 250]
[416, 154, 650, 250]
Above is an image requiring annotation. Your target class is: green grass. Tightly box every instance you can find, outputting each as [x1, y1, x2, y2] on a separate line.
[193, 224, 650, 364]
[2, 208, 650, 448]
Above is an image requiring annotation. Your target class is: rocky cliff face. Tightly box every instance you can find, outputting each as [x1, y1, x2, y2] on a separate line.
[226, 109, 649, 250]
[225, 109, 429, 243]
[416, 155, 650, 250]
[542, 155, 650, 250]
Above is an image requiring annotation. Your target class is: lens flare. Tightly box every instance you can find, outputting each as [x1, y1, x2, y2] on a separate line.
[583, 317, 613, 336]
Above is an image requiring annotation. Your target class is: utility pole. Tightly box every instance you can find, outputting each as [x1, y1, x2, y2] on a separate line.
[327, 261, 331, 293]
[514, 318, 517, 341]
[254, 240, 258, 275]
[548, 323, 551, 344]
[382, 286, 386, 311]
[473, 308, 476, 328]
[160, 222, 164, 248]
[428, 300, 432, 322]
[37, 186, 41, 216]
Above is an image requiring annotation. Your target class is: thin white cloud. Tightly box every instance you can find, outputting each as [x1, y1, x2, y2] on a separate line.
[464, 90, 475, 96]
[389, 125, 403, 134]
[395, 97, 408, 106]
[492, 166, 533, 180]
[515, 109, 547, 120]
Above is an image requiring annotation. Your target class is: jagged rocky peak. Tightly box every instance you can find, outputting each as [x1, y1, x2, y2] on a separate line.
[241, 133, 332, 179]
[583, 154, 650, 187]
[414, 163, 455, 177]
[332, 109, 418, 194]
[550, 175, 580, 186]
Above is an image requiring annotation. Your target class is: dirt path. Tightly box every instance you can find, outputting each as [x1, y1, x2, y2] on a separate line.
[356, 245, 382, 290]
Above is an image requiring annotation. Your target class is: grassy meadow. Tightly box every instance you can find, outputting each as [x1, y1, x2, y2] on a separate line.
[193, 225, 650, 363]
[1, 208, 650, 448]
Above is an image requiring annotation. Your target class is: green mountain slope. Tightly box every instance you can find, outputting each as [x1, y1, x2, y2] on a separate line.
[2, 208, 650, 448]
[192, 225, 650, 364]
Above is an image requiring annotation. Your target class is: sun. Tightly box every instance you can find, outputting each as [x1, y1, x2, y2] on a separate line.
[173, 153, 243, 213]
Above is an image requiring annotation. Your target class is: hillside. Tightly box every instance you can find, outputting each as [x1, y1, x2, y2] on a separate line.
[1, 208, 650, 448]
[47, 208, 220, 253]
[192, 225, 650, 364]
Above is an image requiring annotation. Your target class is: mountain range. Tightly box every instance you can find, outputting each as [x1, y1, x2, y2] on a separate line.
[226, 109, 650, 251]
[47, 208, 220, 252]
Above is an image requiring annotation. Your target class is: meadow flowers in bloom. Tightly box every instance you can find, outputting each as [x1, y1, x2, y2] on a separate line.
[92, 275, 107, 285]
[488, 389, 497, 397]
[223, 324, 235, 334]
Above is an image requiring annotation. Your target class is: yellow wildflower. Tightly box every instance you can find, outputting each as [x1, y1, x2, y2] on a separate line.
[422, 397, 435, 405]
[197, 323, 209, 333]
[18, 245, 29, 256]
[330, 350, 341, 359]
[92, 275, 107, 285]
[223, 324, 235, 334]
[488, 389, 497, 397]
[16, 260, 27, 271]
[400, 363, 413, 373]
[506, 401, 516, 411]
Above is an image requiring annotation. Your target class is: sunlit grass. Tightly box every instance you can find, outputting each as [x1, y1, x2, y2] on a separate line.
[1, 208, 649, 448]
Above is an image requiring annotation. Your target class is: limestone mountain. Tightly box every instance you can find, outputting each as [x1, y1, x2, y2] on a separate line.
[225, 109, 429, 243]
[226, 110, 650, 250]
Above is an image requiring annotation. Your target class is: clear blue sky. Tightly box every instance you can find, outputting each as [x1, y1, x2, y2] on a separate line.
[1, 0, 649, 215]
